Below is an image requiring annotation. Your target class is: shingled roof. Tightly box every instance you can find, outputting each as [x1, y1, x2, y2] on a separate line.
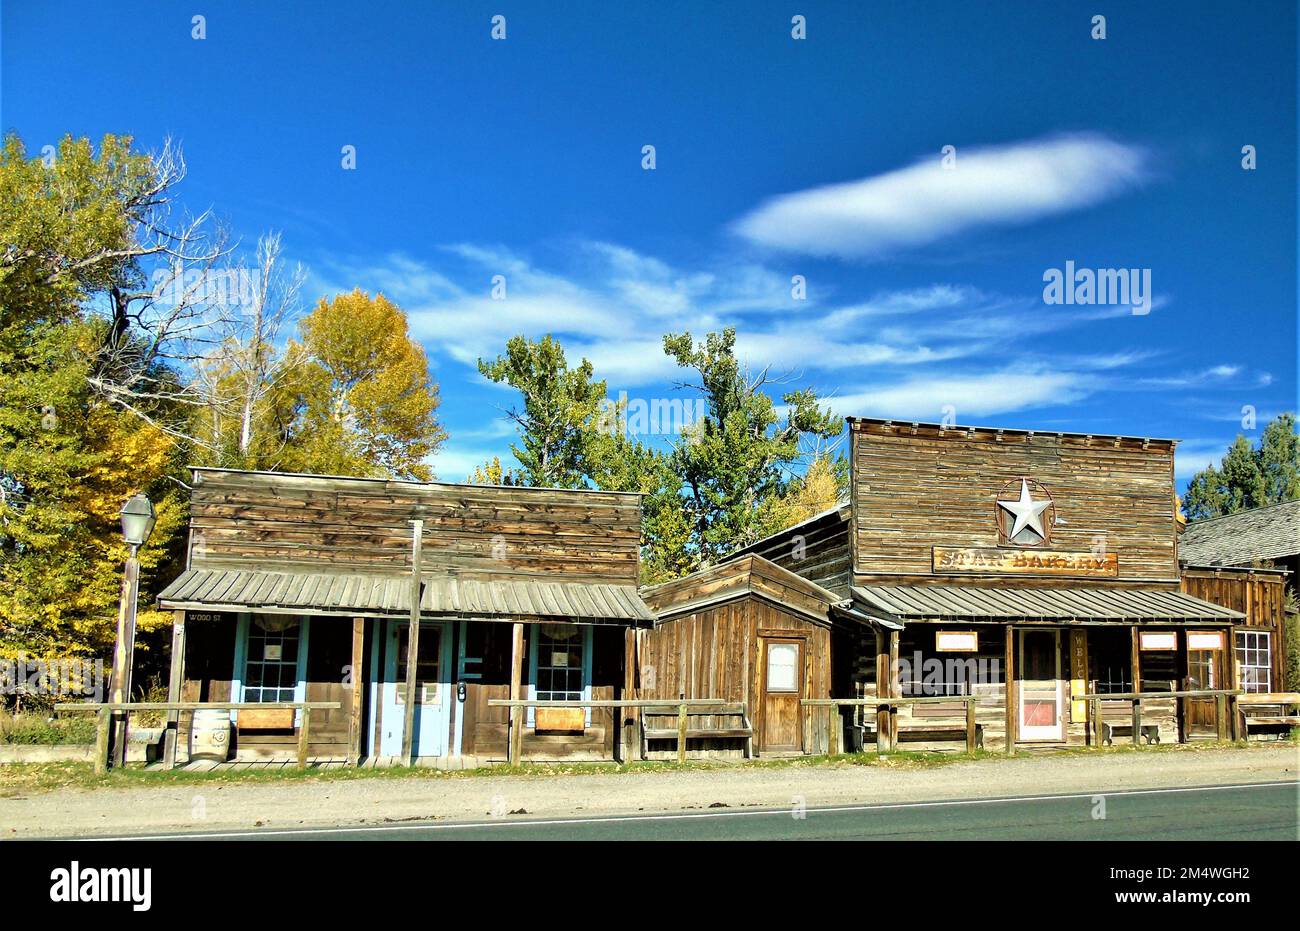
[1179, 499, 1300, 567]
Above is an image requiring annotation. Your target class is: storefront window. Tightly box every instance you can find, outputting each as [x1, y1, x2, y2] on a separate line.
[1235, 630, 1272, 694]
[243, 617, 301, 703]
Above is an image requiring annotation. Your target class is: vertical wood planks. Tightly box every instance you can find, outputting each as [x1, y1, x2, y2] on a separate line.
[1004, 626, 1016, 755]
[348, 617, 365, 766]
[509, 621, 524, 765]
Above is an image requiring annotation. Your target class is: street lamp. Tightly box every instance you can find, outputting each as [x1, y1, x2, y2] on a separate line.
[109, 494, 155, 768]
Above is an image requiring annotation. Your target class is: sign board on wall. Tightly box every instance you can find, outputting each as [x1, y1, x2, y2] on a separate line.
[935, 631, 979, 652]
[1139, 632, 1177, 651]
[1069, 630, 1088, 722]
[933, 547, 1119, 577]
[1187, 631, 1225, 651]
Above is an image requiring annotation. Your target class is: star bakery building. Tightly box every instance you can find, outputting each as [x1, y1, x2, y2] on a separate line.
[733, 417, 1245, 750]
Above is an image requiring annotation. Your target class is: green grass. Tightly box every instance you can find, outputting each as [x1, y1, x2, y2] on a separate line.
[1, 732, 1293, 797]
[0, 713, 97, 746]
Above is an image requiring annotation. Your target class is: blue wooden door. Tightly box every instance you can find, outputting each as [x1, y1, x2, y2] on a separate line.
[378, 620, 451, 757]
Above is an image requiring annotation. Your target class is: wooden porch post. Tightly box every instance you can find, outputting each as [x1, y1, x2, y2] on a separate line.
[347, 617, 365, 766]
[887, 630, 900, 751]
[1129, 626, 1143, 746]
[622, 625, 638, 763]
[163, 610, 186, 770]
[874, 631, 887, 754]
[509, 621, 525, 765]
[1004, 625, 1016, 755]
[401, 519, 424, 764]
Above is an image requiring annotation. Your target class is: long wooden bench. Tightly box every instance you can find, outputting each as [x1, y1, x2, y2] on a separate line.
[640, 704, 753, 759]
[1238, 693, 1300, 740]
[858, 722, 984, 749]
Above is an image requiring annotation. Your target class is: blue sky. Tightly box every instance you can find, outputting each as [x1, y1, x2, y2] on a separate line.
[2, 1, 1296, 486]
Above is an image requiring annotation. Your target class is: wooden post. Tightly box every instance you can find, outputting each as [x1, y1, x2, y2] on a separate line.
[622, 625, 637, 764]
[509, 621, 524, 766]
[887, 630, 900, 751]
[1215, 693, 1226, 742]
[828, 705, 840, 756]
[94, 707, 112, 776]
[1004, 625, 1016, 755]
[108, 551, 141, 769]
[965, 698, 977, 752]
[297, 705, 312, 769]
[874, 632, 888, 754]
[401, 519, 424, 764]
[163, 610, 186, 770]
[1130, 626, 1142, 694]
[1092, 697, 1103, 748]
[677, 702, 688, 764]
[1131, 698, 1141, 746]
[347, 617, 365, 766]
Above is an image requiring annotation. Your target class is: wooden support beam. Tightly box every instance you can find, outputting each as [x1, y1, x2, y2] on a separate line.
[1130, 626, 1142, 694]
[509, 621, 524, 766]
[163, 610, 186, 770]
[874, 632, 887, 754]
[94, 707, 111, 776]
[677, 702, 688, 764]
[1004, 626, 1016, 755]
[297, 705, 312, 769]
[622, 625, 637, 764]
[1091, 697, 1103, 748]
[965, 698, 977, 753]
[1215, 693, 1227, 742]
[1131, 698, 1142, 747]
[888, 630, 900, 752]
[347, 617, 365, 767]
[401, 519, 424, 764]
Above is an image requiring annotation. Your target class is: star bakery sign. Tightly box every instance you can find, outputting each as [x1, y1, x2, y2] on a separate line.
[931, 477, 1119, 577]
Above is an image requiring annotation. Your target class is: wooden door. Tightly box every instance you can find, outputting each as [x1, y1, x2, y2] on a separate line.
[1185, 631, 1226, 734]
[1018, 628, 1064, 741]
[377, 620, 451, 757]
[761, 638, 803, 751]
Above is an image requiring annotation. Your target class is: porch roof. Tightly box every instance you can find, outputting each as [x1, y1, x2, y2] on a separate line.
[849, 584, 1245, 625]
[158, 568, 655, 626]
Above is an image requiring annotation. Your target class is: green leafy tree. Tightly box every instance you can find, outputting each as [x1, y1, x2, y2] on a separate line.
[1184, 413, 1300, 520]
[662, 327, 844, 565]
[477, 335, 605, 488]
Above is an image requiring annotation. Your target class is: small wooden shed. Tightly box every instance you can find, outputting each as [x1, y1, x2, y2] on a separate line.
[638, 555, 848, 756]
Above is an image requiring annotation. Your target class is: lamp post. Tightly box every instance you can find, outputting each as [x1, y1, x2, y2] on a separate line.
[109, 493, 155, 768]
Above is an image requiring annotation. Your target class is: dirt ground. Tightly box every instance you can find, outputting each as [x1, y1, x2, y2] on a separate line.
[2, 745, 1296, 839]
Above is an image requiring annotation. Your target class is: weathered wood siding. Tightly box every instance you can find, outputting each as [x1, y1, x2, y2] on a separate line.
[187, 469, 641, 584]
[639, 595, 833, 754]
[850, 420, 1179, 586]
[735, 510, 853, 596]
[1181, 568, 1289, 690]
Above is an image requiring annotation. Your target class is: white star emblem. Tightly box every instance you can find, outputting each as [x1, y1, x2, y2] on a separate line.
[998, 478, 1051, 541]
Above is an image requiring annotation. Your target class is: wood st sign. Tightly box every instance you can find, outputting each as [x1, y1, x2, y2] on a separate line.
[933, 546, 1119, 577]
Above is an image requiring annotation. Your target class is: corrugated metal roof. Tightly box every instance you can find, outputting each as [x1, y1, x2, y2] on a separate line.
[1179, 499, 1300, 567]
[158, 568, 654, 624]
[850, 585, 1244, 623]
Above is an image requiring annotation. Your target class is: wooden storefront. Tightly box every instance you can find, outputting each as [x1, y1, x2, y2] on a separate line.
[1181, 566, 1290, 697]
[157, 468, 653, 766]
[731, 417, 1247, 750]
[638, 555, 858, 756]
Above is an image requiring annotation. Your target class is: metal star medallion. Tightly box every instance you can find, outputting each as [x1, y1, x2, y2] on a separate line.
[998, 478, 1052, 542]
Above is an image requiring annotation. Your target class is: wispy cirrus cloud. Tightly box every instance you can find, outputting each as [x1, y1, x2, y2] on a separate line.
[824, 369, 1096, 422]
[732, 133, 1149, 259]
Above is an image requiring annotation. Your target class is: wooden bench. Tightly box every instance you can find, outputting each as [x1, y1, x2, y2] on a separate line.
[640, 704, 753, 759]
[1238, 693, 1300, 740]
[859, 722, 984, 749]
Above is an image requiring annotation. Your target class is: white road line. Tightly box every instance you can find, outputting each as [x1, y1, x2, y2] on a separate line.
[66, 780, 1298, 841]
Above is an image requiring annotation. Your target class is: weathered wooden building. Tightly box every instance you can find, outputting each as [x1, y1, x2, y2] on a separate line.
[156, 469, 653, 765]
[730, 417, 1246, 749]
[1178, 499, 1298, 694]
[638, 554, 885, 756]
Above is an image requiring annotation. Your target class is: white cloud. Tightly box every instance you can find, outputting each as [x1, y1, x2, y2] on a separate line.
[825, 369, 1094, 421]
[1174, 440, 1228, 479]
[732, 134, 1148, 258]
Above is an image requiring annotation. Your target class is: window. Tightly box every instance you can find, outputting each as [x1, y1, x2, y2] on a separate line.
[395, 624, 442, 704]
[766, 643, 799, 692]
[1236, 630, 1272, 694]
[242, 617, 302, 703]
[533, 624, 588, 702]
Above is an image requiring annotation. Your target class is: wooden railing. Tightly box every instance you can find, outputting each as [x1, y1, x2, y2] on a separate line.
[55, 701, 341, 773]
[803, 696, 982, 754]
[1077, 689, 1243, 746]
[487, 698, 742, 765]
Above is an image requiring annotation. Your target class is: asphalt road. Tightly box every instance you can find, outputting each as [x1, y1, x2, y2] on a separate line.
[80, 781, 1298, 841]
